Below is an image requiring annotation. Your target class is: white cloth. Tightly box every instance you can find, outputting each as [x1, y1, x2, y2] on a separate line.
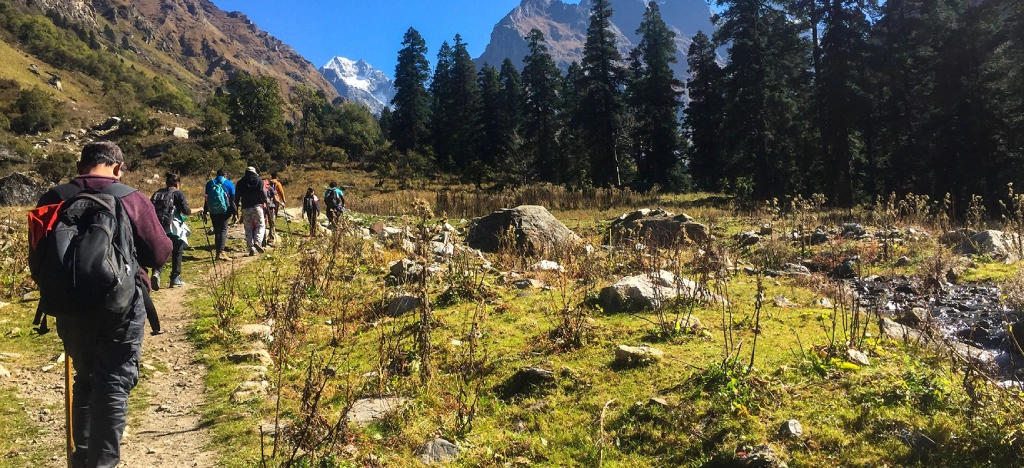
[242, 206, 265, 251]
[168, 217, 192, 246]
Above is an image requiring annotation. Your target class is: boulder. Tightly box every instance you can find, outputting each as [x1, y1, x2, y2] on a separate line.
[781, 263, 811, 276]
[93, 116, 121, 131]
[345, 397, 408, 426]
[0, 143, 26, 165]
[171, 127, 189, 139]
[416, 438, 460, 465]
[513, 278, 545, 290]
[387, 258, 423, 283]
[498, 367, 556, 399]
[529, 260, 563, 272]
[939, 229, 974, 246]
[609, 209, 709, 247]
[466, 205, 581, 254]
[897, 307, 931, 328]
[599, 270, 725, 313]
[614, 345, 664, 367]
[841, 223, 867, 237]
[0, 172, 47, 207]
[832, 257, 859, 279]
[386, 295, 421, 317]
[954, 230, 1020, 263]
[735, 231, 761, 247]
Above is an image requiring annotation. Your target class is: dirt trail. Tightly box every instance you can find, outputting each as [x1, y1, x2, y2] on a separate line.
[118, 254, 257, 467]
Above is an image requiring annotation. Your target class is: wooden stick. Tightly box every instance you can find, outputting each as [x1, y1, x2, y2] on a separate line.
[64, 354, 73, 468]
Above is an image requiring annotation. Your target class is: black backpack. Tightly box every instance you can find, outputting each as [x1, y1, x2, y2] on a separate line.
[29, 184, 139, 317]
[151, 187, 177, 230]
[303, 194, 317, 213]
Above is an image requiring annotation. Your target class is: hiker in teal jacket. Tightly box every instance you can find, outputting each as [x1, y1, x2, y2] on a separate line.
[204, 169, 236, 261]
[323, 181, 345, 227]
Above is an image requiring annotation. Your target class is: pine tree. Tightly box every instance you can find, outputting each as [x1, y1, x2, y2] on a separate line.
[478, 64, 503, 172]
[521, 29, 563, 183]
[714, 0, 811, 199]
[379, 107, 393, 141]
[628, 2, 682, 190]
[815, 0, 873, 206]
[559, 62, 589, 188]
[683, 31, 726, 191]
[430, 41, 456, 169]
[579, 0, 626, 187]
[391, 28, 431, 154]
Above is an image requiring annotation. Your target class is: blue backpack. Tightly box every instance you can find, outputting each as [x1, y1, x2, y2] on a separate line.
[207, 179, 229, 215]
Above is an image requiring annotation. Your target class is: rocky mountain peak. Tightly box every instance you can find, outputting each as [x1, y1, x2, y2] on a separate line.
[320, 57, 396, 116]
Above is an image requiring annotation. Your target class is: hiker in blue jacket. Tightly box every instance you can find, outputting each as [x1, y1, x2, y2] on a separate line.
[204, 169, 236, 261]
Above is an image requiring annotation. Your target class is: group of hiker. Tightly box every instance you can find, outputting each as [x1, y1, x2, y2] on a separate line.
[26, 140, 349, 467]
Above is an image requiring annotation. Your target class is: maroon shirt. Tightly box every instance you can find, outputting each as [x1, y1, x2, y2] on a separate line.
[37, 175, 172, 287]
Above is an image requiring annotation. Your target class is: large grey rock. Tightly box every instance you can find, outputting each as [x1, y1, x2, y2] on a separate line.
[955, 230, 1020, 263]
[466, 205, 580, 254]
[416, 438, 460, 465]
[736, 444, 788, 468]
[0, 172, 47, 207]
[778, 419, 803, 438]
[609, 209, 709, 247]
[345, 397, 408, 426]
[599, 270, 725, 313]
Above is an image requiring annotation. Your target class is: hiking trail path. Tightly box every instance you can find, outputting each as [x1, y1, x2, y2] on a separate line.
[119, 254, 257, 467]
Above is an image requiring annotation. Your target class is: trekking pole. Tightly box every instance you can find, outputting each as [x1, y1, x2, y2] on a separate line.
[64, 354, 73, 468]
[201, 213, 215, 269]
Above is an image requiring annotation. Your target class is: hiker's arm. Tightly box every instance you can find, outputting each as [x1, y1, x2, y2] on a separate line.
[123, 192, 172, 269]
[176, 191, 192, 217]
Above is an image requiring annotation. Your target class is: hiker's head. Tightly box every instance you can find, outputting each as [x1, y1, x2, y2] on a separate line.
[246, 166, 258, 177]
[329, 181, 338, 188]
[216, 168, 226, 178]
[271, 172, 279, 179]
[306, 187, 314, 195]
[165, 172, 180, 188]
[78, 141, 124, 178]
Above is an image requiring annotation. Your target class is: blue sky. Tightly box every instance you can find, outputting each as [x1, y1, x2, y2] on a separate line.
[211, 0, 583, 78]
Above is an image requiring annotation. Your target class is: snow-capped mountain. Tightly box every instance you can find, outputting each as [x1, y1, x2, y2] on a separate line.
[319, 57, 396, 116]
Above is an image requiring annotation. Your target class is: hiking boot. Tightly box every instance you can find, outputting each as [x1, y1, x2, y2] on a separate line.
[170, 277, 185, 287]
[217, 252, 231, 261]
[151, 273, 161, 291]
[248, 248, 256, 257]
[253, 244, 265, 254]
[151, 330, 166, 336]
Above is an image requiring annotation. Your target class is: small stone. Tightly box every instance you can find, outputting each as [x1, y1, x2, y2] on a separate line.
[141, 363, 157, 371]
[513, 278, 544, 290]
[0, 353, 22, 362]
[238, 324, 273, 340]
[614, 345, 664, 367]
[227, 349, 274, 367]
[773, 296, 793, 308]
[41, 364, 55, 372]
[345, 397, 408, 426]
[816, 298, 833, 309]
[846, 349, 870, 366]
[648, 397, 669, 408]
[7, 327, 21, 337]
[146, 447, 157, 454]
[530, 260, 563, 272]
[895, 256, 911, 267]
[779, 419, 803, 438]
[0, 364, 10, 379]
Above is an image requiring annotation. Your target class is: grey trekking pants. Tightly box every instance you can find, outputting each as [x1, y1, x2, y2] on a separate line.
[56, 287, 145, 468]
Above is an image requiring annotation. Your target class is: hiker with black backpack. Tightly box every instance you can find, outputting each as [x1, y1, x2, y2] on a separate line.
[150, 173, 203, 289]
[235, 166, 269, 256]
[301, 187, 320, 237]
[324, 181, 345, 227]
[29, 141, 172, 467]
[263, 172, 285, 246]
[204, 169, 236, 261]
